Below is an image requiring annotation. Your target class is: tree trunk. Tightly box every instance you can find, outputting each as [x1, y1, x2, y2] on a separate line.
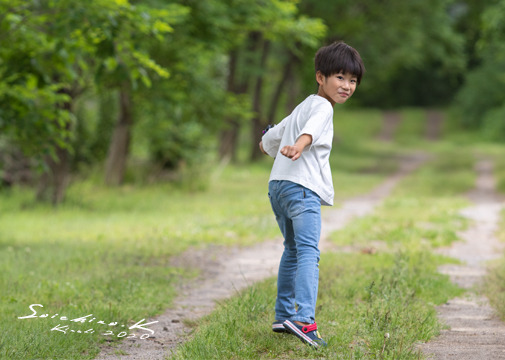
[286, 75, 300, 114]
[36, 144, 71, 205]
[267, 50, 299, 126]
[105, 83, 133, 186]
[250, 49, 300, 161]
[250, 38, 270, 161]
[91, 89, 117, 161]
[286, 54, 302, 114]
[219, 32, 261, 162]
[218, 122, 240, 163]
[219, 50, 240, 163]
[36, 91, 73, 205]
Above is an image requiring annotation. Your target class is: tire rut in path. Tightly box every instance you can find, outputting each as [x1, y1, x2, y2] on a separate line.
[96, 152, 429, 360]
[420, 159, 505, 359]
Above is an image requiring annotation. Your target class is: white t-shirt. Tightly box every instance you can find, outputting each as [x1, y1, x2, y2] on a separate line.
[262, 94, 334, 206]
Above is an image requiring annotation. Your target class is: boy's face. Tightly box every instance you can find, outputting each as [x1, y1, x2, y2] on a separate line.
[316, 71, 357, 106]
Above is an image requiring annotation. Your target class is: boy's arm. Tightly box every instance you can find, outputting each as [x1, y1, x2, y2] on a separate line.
[259, 141, 268, 155]
[280, 134, 312, 161]
[261, 116, 289, 158]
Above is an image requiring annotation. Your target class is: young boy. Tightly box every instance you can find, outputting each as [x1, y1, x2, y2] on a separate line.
[259, 42, 365, 348]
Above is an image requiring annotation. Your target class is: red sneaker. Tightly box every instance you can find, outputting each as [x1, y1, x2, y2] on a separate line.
[282, 320, 327, 348]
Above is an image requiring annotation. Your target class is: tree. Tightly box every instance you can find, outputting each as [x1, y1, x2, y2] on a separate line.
[0, 0, 82, 203]
[95, 2, 188, 185]
[0, 0, 187, 202]
[453, 0, 505, 139]
[204, 0, 326, 161]
[298, 0, 466, 107]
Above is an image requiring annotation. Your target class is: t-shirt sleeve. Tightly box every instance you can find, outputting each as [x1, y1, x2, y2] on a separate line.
[297, 107, 333, 147]
[261, 115, 289, 158]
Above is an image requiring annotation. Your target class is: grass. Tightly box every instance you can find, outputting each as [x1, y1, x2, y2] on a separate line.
[0, 162, 281, 359]
[173, 251, 461, 360]
[2, 107, 504, 359]
[330, 148, 474, 250]
[495, 154, 505, 195]
[173, 134, 475, 359]
[483, 153, 505, 321]
[331, 108, 399, 199]
[395, 108, 429, 145]
[0, 107, 398, 359]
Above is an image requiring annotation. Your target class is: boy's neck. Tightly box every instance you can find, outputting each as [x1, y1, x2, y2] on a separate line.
[316, 91, 335, 107]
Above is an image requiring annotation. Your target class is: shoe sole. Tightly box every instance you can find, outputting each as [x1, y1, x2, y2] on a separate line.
[272, 322, 289, 333]
[283, 320, 319, 347]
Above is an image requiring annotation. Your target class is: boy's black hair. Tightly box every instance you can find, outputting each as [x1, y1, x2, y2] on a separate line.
[315, 41, 365, 85]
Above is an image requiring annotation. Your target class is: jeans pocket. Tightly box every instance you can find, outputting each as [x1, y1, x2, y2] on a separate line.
[281, 189, 305, 218]
[279, 181, 303, 198]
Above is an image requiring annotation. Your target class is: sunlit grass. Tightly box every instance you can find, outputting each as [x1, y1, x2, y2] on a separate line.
[0, 110, 395, 359]
[0, 161, 280, 359]
[395, 108, 427, 144]
[173, 251, 462, 360]
[484, 154, 505, 321]
[329, 147, 474, 250]
[173, 111, 484, 359]
[495, 154, 505, 195]
[0, 162, 278, 251]
[332, 108, 402, 199]
[2, 107, 504, 359]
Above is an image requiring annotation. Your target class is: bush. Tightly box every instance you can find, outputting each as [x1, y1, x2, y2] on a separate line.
[453, 59, 505, 130]
[482, 104, 505, 141]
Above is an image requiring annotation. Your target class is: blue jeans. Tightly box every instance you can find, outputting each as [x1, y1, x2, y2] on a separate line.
[268, 180, 321, 324]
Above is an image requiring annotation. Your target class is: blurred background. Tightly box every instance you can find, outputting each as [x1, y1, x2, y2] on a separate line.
[2, 3, 505, 358]
[1, 0, 504, 204]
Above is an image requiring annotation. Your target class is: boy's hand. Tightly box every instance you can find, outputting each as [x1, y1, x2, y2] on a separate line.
[280, 145, 304, 161]
[280, 134, 312, 161]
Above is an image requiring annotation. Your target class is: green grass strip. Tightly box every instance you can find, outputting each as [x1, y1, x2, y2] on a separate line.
[173, 141, 476, 359]
[173, 251, 461, 360]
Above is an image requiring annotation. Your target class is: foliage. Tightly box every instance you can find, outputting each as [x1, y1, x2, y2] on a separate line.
[452, 0, 505, 138]
[133, 38, 253, 170]
[0, 0, 186, 168]
[453, 60, 505, 130]
[2, 0, 505, 195]
[481, 104, 505, 141]
[298, 0, 466, 107]
[0, 0, 73, 158]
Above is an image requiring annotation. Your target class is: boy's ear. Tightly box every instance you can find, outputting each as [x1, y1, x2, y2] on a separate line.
[315, 71, 325, 86]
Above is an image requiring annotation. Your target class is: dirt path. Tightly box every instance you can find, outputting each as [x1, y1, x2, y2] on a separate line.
[425, 110, 444, 141]
[420, 159, 505, 359]
[97, 115, 505, 360]
[96, 153, 429, 360]
[377, 111, 402, 142]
